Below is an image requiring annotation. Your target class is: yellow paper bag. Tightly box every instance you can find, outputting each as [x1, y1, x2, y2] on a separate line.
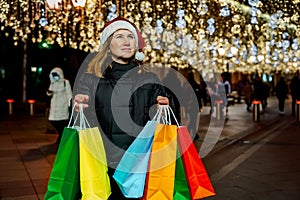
[79, 127, 111, 200]
[142, 123, 177, 200]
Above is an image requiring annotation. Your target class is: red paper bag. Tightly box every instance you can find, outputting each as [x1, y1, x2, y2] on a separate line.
[177, 126, 216, 199]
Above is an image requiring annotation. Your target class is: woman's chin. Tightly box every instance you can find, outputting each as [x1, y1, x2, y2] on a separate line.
[119, 54, 134, 60]
[122, 53, 135, 58]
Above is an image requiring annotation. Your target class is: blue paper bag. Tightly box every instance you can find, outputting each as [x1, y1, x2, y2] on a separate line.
[113, 120, 157, 198]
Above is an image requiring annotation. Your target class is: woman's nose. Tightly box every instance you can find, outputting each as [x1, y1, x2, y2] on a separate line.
[123, 38, 130, 45]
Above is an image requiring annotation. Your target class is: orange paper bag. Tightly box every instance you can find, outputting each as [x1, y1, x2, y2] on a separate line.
[142, 123, 178, 200]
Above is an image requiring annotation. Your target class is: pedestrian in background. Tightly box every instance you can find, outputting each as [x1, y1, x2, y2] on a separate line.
[199, 74, 208, 107]
[206, 77, 219, 117]
[182, 69, 201, 140]
[252, 76, 265, 112]
[219, 72, 231, 116]
[240, 75, 253, 112]
[289, 72, 300, 116]
[46, 67, 72, 144]
[261, 81, 271, 113]
[273, 76, 288, 115]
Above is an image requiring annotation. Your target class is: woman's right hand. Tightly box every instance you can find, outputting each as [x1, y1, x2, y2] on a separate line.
[74, 94, 89, 112]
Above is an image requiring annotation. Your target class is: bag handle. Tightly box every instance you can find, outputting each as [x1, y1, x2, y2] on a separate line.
[78, 103, 91, 130]
[67, 102, 79, 128]
[152, 106, 161, 122]
[152, 105, 180, 127]
[163, 105, 180, 127]
[67, 103, 91, 130]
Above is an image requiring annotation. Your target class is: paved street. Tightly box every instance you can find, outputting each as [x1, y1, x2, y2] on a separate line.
[207, 119, 300, 200]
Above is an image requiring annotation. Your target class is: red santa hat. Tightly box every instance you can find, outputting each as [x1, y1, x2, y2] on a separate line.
[100, 16, 146, 61]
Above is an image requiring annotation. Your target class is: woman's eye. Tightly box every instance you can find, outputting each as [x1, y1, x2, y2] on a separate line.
[128, 35, 134, 39]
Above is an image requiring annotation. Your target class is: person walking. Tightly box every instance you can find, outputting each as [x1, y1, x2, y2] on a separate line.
[261, 81, 271, 113]
[289, 72, 300, 116]
[219, 72, 231, 116]
[46, 67, 72, 144]
[252, 76, 265, 112]
[240, 75, 253, 112]
[182, 69, 201, 140]
[73, 17, 171, 200]
[206, 77, 219, 117]
[273, 76, 289, 115]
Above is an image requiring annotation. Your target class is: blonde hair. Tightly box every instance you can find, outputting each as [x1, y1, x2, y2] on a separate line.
[86, 36, 113, 77]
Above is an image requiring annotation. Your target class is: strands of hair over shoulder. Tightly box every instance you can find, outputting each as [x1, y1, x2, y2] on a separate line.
[86, 36, 113, 78]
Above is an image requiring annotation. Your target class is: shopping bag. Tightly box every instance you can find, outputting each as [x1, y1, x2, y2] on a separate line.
[173, 148, 191, 200]
[44, 128, 81, 200]
[78, 105, 111, 200]
[177, 126, 216, 199]
[44, 103, 81, 200]
[142, 106, 178, 200]
[113, 120, 157, 198]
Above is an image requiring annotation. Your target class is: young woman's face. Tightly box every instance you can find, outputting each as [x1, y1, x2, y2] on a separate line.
[110, 29, 136, 64]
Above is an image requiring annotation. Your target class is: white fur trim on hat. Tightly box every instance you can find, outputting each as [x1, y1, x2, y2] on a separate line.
[135, 51, 145, 61]
[100, 20, 139, 49]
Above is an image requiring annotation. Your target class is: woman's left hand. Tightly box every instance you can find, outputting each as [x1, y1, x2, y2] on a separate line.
[157, 96, 169, 105]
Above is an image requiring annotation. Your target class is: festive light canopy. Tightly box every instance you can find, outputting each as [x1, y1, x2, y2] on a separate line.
[0, 0, 299, 74]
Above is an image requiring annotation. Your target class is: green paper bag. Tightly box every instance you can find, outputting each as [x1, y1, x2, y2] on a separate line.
[173, 148, 191, 200]
[44, 127, 81, 200]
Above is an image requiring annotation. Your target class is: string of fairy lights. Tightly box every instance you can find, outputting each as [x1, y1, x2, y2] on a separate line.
[0, 0, 299, 74]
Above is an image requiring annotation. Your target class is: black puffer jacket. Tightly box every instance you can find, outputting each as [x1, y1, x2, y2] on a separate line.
[74, 61, 167, 167]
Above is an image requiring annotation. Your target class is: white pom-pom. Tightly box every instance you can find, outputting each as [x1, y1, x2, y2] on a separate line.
[135, 51, 145, 61]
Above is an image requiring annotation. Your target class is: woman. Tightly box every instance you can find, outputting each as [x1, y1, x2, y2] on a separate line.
[46, 67, 72, 144]
[73, 17, 169, 199]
